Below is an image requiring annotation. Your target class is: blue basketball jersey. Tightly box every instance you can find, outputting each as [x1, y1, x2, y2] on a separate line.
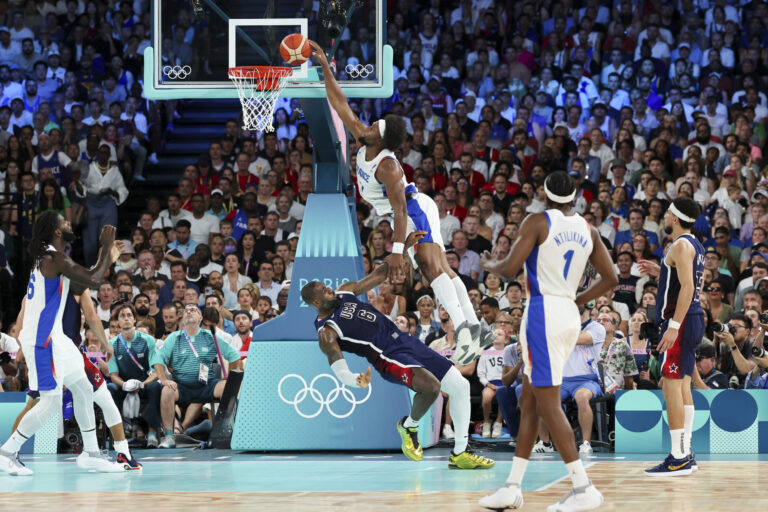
[657, 233, 705, 324]
[314, 292, 403, 363]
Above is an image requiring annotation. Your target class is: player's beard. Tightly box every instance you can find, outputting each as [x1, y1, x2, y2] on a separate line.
[322, 297, 342, 311]
[358, 136, 369, 146]
[664, 224, 673, 235]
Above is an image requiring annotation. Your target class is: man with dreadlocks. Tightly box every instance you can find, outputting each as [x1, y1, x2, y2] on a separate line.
[0, 212, 125, 476]
[478, 171, 618, 512]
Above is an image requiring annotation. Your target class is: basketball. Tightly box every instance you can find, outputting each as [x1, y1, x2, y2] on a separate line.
[280, 33, 311, 66]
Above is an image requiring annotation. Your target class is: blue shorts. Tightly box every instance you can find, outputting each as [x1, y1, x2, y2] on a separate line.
[560, 375, 603, 401]
[374, 333, 452, 389]
[661, 313, 704, 379]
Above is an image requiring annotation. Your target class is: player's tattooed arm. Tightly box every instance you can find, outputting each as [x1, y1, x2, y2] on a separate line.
[318, 326, 343, 365]
[480, 212, 544, 279]
[377, 159, 409, 281]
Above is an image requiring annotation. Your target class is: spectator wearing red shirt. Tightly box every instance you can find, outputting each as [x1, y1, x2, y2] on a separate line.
[420, 154, 447, 192]
[234, 152, 260, 192]
[177, 177, 194, 211]
[456, 152, 487, 197]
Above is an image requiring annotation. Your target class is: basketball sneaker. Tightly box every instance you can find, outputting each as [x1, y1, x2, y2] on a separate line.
[644, 454, 693, 477]
[448, 450, 495, 469]
[688, 453, 698, 472]
[77, 451, 125, 473]
[579, 441, 593, 455]
[442, 424, 455, 440]
[547, 482, 603, 512]
[117, 453, 143, 471]
[159, 434, 176, 449]
[478, 482, 524, 510]
[396, 417, 422, 461]
[533, 440, 555, 453]
[0, 449, 33, 476]
[452, 322, 482, 365]
[482, 422, 491, 438]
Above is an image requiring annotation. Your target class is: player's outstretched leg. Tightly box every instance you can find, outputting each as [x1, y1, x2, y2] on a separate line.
[0, 390, 61, 476]
[440, 367, 494, 469]
[93, 384, 142, 471]
[396, 368, 442, 461]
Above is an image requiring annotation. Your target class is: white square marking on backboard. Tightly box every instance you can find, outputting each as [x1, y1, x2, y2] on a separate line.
[228, 18, 309, 80]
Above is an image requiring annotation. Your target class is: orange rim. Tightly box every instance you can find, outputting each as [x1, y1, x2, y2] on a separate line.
[228, 66, 293, 90]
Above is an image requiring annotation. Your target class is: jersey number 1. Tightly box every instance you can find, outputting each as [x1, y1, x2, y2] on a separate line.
[563, 250, 574, 279]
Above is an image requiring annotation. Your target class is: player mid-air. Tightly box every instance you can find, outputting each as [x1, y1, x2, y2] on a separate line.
[301, 233, 494, 469]
[478, 172, 618, 511]
[0, 212, 125, 476]
[638, 197, 705, 477]
[309, 40, 484, 365]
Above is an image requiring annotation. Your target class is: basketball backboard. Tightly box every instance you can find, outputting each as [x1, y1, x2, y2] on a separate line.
[146, 0, 392, 99]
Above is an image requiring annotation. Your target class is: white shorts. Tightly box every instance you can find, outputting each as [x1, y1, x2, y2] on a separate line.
[22, 333, 85, 392]
[519, 295, 581, 387]
[405, 192, 445, 268]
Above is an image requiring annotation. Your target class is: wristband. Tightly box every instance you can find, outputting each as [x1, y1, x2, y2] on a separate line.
[730, 345, 738, 352]
[668, 320, 681, 330]
[392, 242, 404, 255]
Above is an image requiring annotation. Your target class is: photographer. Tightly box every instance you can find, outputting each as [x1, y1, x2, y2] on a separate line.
[631, 311, 661, 389]
[597, 311, 638, 391]
[692, 343, 728, 389]
[714, 314, 756, 387]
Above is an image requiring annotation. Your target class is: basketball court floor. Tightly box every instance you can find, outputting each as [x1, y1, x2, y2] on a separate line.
[3, 447, 766, 511]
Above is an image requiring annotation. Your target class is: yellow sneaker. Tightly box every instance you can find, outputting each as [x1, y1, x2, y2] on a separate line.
[449, 450, 495, 469]
[396, 417, 423, 461]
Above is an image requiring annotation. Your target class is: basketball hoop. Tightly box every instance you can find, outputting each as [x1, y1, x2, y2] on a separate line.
[228, 66, 293, 132]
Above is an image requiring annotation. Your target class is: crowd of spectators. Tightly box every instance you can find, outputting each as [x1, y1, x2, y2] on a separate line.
[2, 0, 768, 449]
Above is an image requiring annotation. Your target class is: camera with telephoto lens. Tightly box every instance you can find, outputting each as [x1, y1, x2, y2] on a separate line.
[712, 322, 735, 334]
[639, 322, 660, 350]
[760, 313, 768, 325]
[0, 351, 11, 365]
[319, 0, 363, 38]
[753, 341, 768, 358]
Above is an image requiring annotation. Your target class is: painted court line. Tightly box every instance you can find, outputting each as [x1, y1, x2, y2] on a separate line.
[534, 461, 595, 492]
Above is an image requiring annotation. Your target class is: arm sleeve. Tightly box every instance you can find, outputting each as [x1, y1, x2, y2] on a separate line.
[330, 359, 360, 387]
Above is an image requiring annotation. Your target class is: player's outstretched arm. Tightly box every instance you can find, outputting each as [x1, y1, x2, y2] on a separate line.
[480, 213, 544, 279]
[48, 226, 122, 288]
[308, 40, 366, 138]
[318, 326, 369, 388]
[377, 159, 409, 280]
[575, 226, 619, 307]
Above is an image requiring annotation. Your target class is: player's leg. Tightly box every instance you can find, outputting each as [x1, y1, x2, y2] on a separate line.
[93, 384, 141, 470]
[573, 386, 595, 453]
[437, 253, 482, 335]
[0, 389, 60, 476]
[682, 375, 696, 470]
[396, 367, 440, 461]
[481, 386, 494, 436]
[159, 383, 181, 447]
[682, 316, 703, 471]
[11, 396, 40, 433]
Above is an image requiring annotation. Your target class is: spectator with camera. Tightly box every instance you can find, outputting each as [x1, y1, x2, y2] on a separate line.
[713, 314, 756, 387]
[597, 311, 638, 392]
[692, 343, 729, 390]
[150, 304, 242, 448]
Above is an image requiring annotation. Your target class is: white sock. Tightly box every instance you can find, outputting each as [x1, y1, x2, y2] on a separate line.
[565, 460, 590, 488]
[440, 366, 470, 454]
[451, 276, 479, 326]
[403, 416, 418, 428]
[683, 405, 695, 456]
[431, 274, 466, 328]
[2, 430, 29, 454]
[670, 428, 685, 459]
[83, 429, 99, 453]
[506, 456, 529, 486]
[3, 391, 61, 454]
[114, 439, 131, 458]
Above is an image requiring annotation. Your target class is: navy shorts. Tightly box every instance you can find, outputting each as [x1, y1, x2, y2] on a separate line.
[661, 313, 705, 379]
[374, 333, 452, 389]
[176, 379, 222, 404]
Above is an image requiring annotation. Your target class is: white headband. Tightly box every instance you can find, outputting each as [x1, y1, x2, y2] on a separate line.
[669, 203, 696, 223]
[378, 119, 386, 138]
[544, 181, 576, 203]
[416, 294, 433, 305]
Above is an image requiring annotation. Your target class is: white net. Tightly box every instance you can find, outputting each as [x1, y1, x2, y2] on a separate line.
[229, 66, 292, 132]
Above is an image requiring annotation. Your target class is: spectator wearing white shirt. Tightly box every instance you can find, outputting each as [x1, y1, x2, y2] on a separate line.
[478, 328, 507, 438]
[81, 144, 128, 265]
[95, 282, 114, 323]
[120, 96, 148, 180]
[8, 97, 32, 129]
[8, 12, 34, 43]
[83, 98, 110, 125]
[255, 261, 281, 303]
[434, 192, 460, 245]
[0, 329, 19, 391]
[0, 27, 20, 64]
[153, 193, 193, 229]
[701, 32, 735, 69]
[634, 24, 670, 61]
[188, 193, 220, 245]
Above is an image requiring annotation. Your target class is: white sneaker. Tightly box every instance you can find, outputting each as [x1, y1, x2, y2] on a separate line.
[146, 436, 158, 448]
[0, 449, 33, 476]
[547, 482, 603, 512]
[479, 482, 524, 510]
[76, 451, 125, 473]
[482, 422, 491, 438]
[492, 422, 503, 438]
[159, 434, 176, 449]
[579, 441, 593, 455]
[442, 424, 455, 440]
[451, 323, 482, 365]
[533, 440, 554, 453]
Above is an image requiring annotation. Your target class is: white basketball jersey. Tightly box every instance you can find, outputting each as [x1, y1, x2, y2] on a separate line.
[18, 246, 71, 347]
[525, 209, 593, 300]
[355, 146, 416, 215]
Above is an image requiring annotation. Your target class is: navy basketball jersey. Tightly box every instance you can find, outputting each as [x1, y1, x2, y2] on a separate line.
[61, 291, 82, 345]
[656, 233, 705, 324]
[314, 292, 402, 363]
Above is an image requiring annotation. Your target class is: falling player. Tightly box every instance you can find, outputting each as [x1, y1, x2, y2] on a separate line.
[478, 172, 618, 511]
[301, 235, 494, 469]
[0, 212, 124, 475]
[310, 40, 484, 364]
[638, 197, 705, 476]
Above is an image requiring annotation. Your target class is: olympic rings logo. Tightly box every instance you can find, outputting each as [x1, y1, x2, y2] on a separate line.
[345, 63, 374, 79]
[163, 65, 192, 80]
[277, 373, 372, 419]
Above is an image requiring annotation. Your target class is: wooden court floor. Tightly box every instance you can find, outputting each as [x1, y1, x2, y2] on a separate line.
[2, 452, 766, 511]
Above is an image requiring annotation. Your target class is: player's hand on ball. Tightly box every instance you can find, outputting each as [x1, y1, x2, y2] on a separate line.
[308, 40, 328, 67]
[357, 367, 372, 388]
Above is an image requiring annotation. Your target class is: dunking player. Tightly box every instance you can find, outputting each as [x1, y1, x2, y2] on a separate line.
[638, 197, 705, 476]
[0, 212, 124, 475]
[310, 40, 483, 365]
[478, 172, 617, 511]
[301, 238, 494, 469]
[11, 291, 142, 470]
